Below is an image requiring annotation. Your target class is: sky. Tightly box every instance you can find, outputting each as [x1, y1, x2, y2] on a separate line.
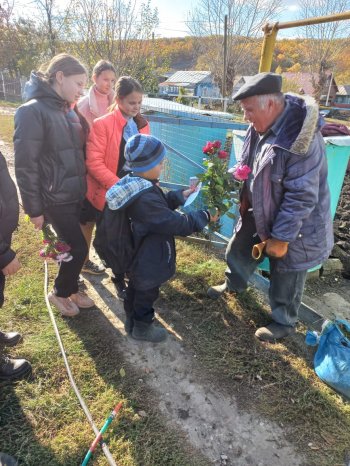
[151, 0, 302, 38]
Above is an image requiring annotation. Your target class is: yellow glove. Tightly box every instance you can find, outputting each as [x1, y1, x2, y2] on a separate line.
[265, 238, 289, 258]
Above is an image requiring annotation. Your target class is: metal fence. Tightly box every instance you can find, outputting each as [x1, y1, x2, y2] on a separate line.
[0, 73, 25, 102]
[142, 97, 248, 240]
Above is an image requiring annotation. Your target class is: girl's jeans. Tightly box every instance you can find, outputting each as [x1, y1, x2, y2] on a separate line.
[45, 203, 88, 297]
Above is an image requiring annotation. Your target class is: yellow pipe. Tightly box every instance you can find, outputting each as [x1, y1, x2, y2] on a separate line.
[259, 11, 350, 72]
[276, 11, 350, 29]
[259, 23, 278, 72]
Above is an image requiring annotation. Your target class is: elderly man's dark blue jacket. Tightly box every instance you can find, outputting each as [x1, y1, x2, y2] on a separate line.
[237, 93, 333, 272]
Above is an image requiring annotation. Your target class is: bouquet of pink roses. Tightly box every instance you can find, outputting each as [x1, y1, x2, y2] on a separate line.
[197, 140, 251, 232]
[39, 223, 73, 264]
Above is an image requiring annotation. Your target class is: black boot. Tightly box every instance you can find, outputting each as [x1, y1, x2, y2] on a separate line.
[0, 331, 22, 347]
[0, 354, 32, 381]
[111, 277, 127, 301]
[132, 320, 168, 343]
[124, 311, 134, 334]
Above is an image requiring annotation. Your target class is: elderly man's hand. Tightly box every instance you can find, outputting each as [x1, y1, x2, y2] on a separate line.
[265, 238, 289, 258]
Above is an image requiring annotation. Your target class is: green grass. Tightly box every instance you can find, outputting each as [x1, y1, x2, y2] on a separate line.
[1, 221, 349, 466]
[1, 106, 349, 465]
[0, 100, 18, 108]
[0, 114, 14, 143]
[0, 219, 210, 466]
[161, 241, 350, 466]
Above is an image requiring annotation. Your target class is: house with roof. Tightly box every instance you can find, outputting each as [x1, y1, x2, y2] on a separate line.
[232, 76, 253, 96]
[282, 72, 338, 105]
[334, 85, 350, 109]
[158, 71, 221, 98]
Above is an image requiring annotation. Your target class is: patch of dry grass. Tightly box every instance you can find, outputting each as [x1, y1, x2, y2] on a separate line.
[161, 240, 350, 466]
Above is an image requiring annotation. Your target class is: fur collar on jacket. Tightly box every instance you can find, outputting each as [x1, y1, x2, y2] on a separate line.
[273, 93, 320, 155]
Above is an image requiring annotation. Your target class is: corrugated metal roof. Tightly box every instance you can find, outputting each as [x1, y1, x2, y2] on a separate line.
[159, 82, 192, 87]
[141, 97, 233, 120]
[337, 85, 350, 96]
[164, 71, 212, 85]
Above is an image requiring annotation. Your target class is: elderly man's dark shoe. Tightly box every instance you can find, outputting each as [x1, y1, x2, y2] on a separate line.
[207, 282, 228, 299]
[0, 331, 22, 347]
[255, 322, 296, 342]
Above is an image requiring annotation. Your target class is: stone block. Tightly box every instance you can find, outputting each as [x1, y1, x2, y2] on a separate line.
[322, 258, 343, 274]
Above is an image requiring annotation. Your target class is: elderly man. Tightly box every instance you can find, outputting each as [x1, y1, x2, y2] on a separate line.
[208, 72, 333, 342]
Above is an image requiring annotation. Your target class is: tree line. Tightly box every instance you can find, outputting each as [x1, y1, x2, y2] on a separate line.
[1, 0, 350, 94]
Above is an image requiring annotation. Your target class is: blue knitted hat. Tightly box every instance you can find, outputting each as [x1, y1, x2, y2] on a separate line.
[125, 134, 166, 173]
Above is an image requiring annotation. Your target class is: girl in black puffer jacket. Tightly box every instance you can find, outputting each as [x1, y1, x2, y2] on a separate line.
[14, 53, 95, 317]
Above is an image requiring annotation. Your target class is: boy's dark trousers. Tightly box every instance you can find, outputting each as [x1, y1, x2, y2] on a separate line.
[124, 282, 159, 323]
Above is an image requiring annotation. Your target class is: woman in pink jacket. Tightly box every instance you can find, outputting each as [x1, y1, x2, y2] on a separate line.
[86, 76, 150, 298]
[78, 60, 116, 275]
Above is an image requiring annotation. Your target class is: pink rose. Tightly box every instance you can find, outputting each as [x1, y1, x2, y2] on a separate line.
[55, 241, 71, 253]
[203, 142, 215, 154]
[218, 150, 228, 159]
[233, 164, 251, 181]
[213, 140, 222, 149]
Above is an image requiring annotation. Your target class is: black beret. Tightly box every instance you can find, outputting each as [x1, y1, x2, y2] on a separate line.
[233, 72, 282, 101]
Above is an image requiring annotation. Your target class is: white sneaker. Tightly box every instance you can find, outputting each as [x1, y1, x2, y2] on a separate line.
[70, 291, 95, 309]
[48, 292, 79, 317]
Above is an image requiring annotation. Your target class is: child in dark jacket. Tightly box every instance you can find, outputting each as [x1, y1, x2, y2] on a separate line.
[106, 134, 219, 342]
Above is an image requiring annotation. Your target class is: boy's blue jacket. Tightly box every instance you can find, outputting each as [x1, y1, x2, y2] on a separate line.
[106, 174, 209, 290]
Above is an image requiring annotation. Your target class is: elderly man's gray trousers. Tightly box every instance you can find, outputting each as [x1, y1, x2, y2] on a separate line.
[225, 212, 307, 327]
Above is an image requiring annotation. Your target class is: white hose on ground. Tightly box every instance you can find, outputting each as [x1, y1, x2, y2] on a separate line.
[43, 261, 117, 466]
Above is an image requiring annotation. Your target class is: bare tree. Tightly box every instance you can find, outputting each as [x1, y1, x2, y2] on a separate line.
[64, 0, 159, 78]
[298, 0, 350, 101]
[187, 0, 281, 96]
[0, 0, 14, 26]
[26, 0, 74, 57]
[0, 1, 44, 77]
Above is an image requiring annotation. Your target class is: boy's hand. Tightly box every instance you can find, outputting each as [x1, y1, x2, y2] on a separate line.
[183, 185, 198, 200]
[30, 215, 44, 230]
[208, 208, 219, 223]
[2, 257, 21, 276]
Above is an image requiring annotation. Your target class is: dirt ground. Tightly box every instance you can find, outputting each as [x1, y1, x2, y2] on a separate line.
[1, 131, 349, 465]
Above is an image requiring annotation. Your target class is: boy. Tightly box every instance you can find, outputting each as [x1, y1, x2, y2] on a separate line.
[106, 134, 219, 342]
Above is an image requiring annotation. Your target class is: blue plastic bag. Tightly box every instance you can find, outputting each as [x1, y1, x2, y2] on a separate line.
[305, 319, 350, 399]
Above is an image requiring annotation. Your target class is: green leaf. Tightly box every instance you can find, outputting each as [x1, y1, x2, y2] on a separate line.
[119, 367, 126, 378]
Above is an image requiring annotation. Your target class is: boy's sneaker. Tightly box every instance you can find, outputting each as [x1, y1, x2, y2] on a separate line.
[48, 291, 79, 317]
[78, 275, 87, 291]
[132, 320, 168, 343]
[0, 354, 32, 381]
[0, 331, 22, 347]
[70, 291, 95, 309]
[82, 260, 105, 275]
